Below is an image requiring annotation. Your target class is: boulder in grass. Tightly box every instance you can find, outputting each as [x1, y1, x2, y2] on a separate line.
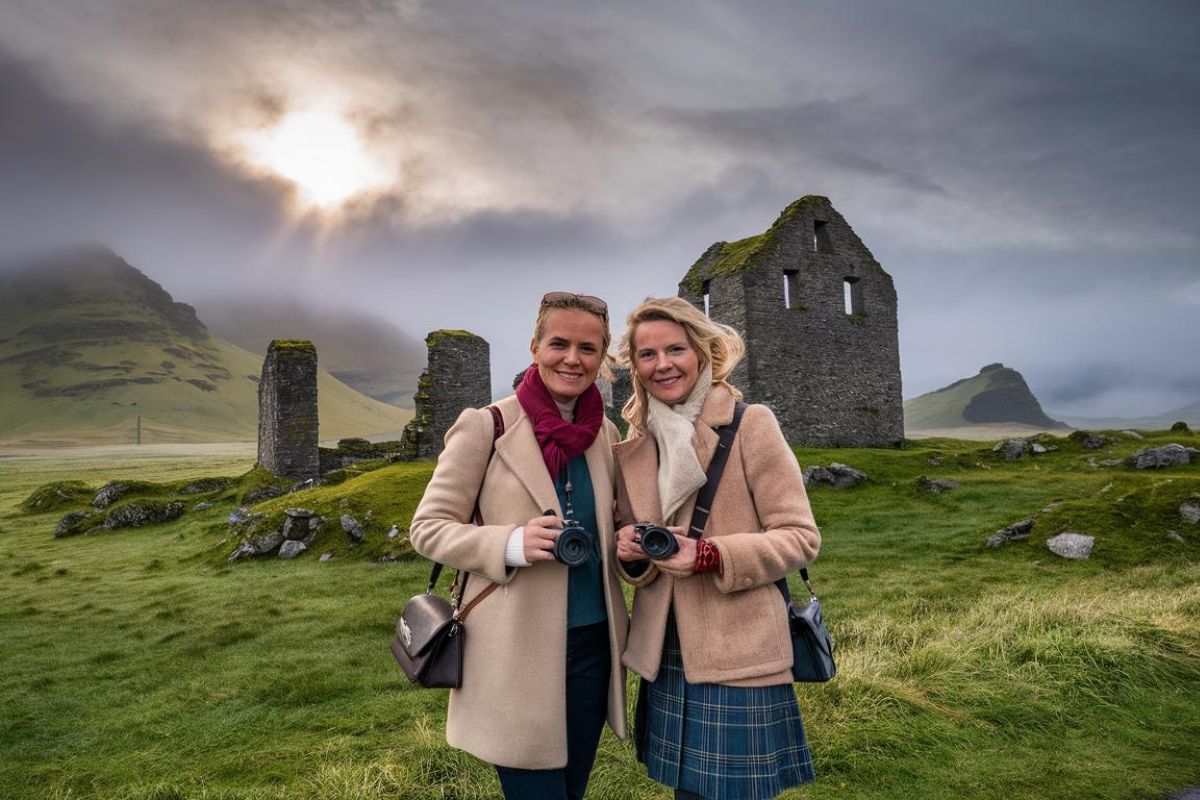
[54, 510, 104, 538]
[319, 551, 335, 562]
[1180, 496, 1200, 525]
[181, 478, 231, 495]
[92, 481, 132, 509]
[193, 502, 214, 512]
[804, 463, 869, 489]
[1130, 444, 1196, 469]
[987, 518, 1034, 548]
[278, 540, 307, 559]
[1120, 430, 1144, 440]
[993, 439, 1027, 461]
[104, 500, 186, 530]
[340, 514, 365, 543]
[1046, 532, 1094, 560]
[915, 476, 961, 494]
[243, 484, 287, 504]
[1068, 430, 1106, 450]
[227, 530, 285, 561]
[282, 508, 316, 540]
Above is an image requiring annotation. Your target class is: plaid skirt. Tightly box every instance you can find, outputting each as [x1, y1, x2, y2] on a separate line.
[639, 619, 815, 800]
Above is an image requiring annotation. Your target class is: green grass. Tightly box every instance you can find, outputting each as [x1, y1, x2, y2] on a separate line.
[1, 430, 1198, 799]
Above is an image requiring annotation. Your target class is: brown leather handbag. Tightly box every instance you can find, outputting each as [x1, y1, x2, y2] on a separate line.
[391, 406, 504, 688]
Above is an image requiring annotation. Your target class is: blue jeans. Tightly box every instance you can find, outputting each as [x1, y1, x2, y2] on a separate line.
[495, 621, 611, 800]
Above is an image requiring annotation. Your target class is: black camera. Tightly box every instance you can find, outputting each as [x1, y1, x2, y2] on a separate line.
[553, 520, 592, 567]
[635, 523, 679, 560]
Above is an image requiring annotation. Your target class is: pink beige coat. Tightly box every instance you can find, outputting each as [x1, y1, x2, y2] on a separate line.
[409, 394, 628, 769]
[615, 385, 821, 686]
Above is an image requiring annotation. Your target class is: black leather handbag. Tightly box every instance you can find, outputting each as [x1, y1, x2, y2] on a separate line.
[779, 569, 836, 682]
[391, 583, 464, 688]
[391, 406, 504, 689]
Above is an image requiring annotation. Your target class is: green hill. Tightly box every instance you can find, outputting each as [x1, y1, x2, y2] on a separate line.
[906, 363, 1068, 431]
[195, 298, 424, 408]
[0, 247, 411, 446]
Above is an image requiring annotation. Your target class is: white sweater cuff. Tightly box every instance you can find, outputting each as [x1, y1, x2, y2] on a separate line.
[505, 527, 530, 567]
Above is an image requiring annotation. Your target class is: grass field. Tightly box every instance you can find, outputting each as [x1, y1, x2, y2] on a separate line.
[1, 430, 1198, 800]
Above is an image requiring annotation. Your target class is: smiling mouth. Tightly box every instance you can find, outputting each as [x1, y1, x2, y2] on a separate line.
[556, 370, 584, 381]
[655, 375, 682, 387]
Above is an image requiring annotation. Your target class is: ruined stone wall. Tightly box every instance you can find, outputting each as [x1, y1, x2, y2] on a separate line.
[257, 339, 319, 478]
[401, 330, 491, 459]
[678, 196, 904, 447]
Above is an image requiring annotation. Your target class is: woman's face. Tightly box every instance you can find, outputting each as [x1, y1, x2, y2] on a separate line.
[530, 308, 606, 404]
[632, 319, 701, 405]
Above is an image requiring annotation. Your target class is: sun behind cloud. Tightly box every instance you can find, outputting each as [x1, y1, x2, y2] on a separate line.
[239, 109, 388, 212]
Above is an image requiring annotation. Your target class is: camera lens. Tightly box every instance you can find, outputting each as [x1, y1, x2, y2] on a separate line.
[636, 524, 679, 561]
[553, 523, 591, 567]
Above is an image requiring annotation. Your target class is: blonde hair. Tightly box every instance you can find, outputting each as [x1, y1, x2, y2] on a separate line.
[617, 296, 744, 437]
[533, 296, 612, 355]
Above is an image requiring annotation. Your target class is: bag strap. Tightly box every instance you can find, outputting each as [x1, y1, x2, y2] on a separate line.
[681, 400, 818, 606]
[686, 401, 748, 539]
[425, 405, 505, 596]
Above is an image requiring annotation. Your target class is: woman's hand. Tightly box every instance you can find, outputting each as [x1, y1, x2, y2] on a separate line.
[654, 532, 697, 578]
[522, 515, 562, 562]
[615, 524, 647, 562]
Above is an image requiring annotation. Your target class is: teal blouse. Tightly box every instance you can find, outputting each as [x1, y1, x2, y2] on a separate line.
[556, 454, 608, 629]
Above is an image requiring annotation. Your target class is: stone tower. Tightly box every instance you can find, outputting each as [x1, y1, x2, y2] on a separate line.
[257, 339, 320, 478]
[678, 196, 903, 447]
[401, 330, 492, 459]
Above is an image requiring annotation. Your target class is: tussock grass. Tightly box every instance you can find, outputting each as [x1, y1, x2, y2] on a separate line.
[1, 436, 1198, 799]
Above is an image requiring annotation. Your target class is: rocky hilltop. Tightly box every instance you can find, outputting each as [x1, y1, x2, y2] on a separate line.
[905, 363, 1068, 431]
[0, 247, 410, 445]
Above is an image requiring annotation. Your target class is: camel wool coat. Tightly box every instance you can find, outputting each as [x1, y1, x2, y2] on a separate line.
[615, 385, 821, 686]
[409, 394, 628, 770]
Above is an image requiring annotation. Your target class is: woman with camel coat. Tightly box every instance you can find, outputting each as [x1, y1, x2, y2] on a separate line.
[409, 292, 627, 800]
[614, 296, 822, 800]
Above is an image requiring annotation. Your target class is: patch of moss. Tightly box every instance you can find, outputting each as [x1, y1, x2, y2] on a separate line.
[426, 329, 477, 346]
[21, 480, 94, 513]
[681, 195, 832, 294]
[269, 339, 316, 353]
[847, 312, 868, 326]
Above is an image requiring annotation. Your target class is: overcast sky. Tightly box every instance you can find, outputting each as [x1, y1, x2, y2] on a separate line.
[1, 0, 1198, 417]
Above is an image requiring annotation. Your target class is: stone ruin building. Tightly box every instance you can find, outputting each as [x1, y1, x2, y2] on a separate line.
[257, 339, 320, 478]
[400, 330, 492, 459]
[678, 195, 903, 448]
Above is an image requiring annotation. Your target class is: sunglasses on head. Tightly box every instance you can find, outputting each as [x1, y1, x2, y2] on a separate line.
[540, 291, 608, 321]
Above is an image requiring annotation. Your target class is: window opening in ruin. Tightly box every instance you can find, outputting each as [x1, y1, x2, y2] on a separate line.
[843, 277, 862, 316]
[783, 270, 799, 309]
[814, 220, 832, 253]
[702, 280, 711, 317]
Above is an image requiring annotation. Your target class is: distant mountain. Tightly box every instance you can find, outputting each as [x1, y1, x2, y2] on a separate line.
[905, 363, 1068, 431]
[0, 247, 411, 446]
[196, 299, 424, 408]
[1052, 399, 1200, 432]
[1159, 399, 1200, 425]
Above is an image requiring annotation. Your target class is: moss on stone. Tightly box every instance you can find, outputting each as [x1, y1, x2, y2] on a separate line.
[22, 480, 94, 513]
[269, 339, 316, 354]
[425, 329, 477, 347]
[680, 195, 833, 294]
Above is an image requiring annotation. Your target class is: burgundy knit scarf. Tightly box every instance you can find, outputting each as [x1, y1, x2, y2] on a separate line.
[515, 364, 604, 477]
